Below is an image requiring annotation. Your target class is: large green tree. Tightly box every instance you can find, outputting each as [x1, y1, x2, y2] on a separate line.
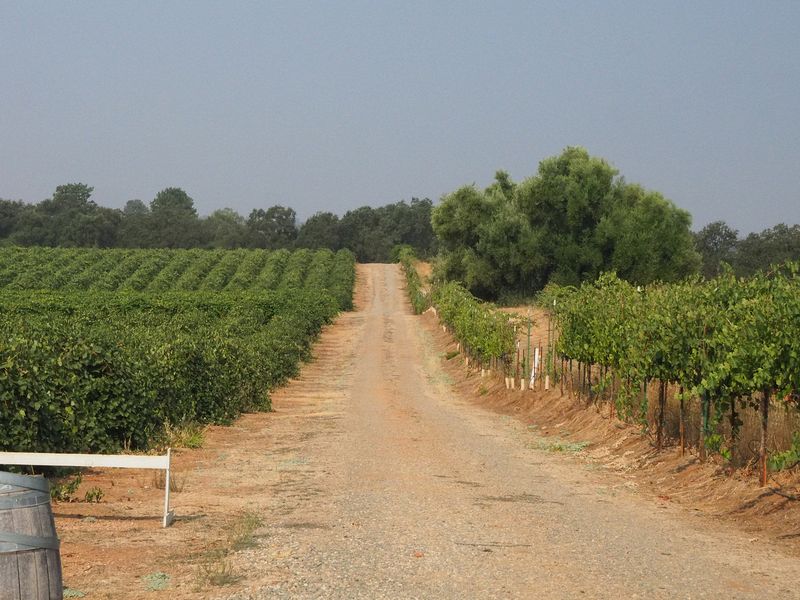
[432, 147, 701, 298]
[734, 224, 800, 276]
[516, 147, 617, 286]
[246, 205, 298, 249]
[597, 184, 700, 283]
[204, 208, 249, 248]
[0, 199, 29, 241]
[296, 212, 341, 250]
[694, 220, 739, 278]
[338, 206, 387, 262]
[117, 199, 152, 247]
[149, 187, 201, 247]
[10, 183, 121, 247]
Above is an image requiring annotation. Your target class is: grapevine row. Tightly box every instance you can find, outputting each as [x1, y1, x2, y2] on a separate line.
[399, 252, 515, 365]
[0, 288, 352, 455]
[0, 247, 357, 455]
[431, 283, 516, 365]
[0, 247, 355, 297]
[540, 267, 800, 483]
[398, 248, 429, 314]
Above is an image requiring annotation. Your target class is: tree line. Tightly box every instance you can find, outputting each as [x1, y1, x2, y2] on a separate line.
[694, 220, 800, 279]
[0, 184, 436, 263]
[2, 155, 797, 284]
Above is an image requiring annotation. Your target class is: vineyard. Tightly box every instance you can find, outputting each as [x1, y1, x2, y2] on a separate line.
[0, 247, 354, 307]
[542, 268, 800, 484]
[399, 248, 517, 367]
[0, 248, 355, 454]
[401, 253, 800, 485]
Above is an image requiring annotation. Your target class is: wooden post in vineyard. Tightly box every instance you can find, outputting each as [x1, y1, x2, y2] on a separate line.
[567, 360, 572, 398]
[700, 391, 709, 461]
[526, 312, 532, 390]
[546, 310, 551, 387]
[609, 368, 615, 419]
[678, 386, 685, 456]
[539, 341, 544, 391]
[641, 379, 649, 426]
[729, 396, 739, 467]
[656, 380, 667, 451]
[759, 389, 770, 487]
[587, 363, 592, 404]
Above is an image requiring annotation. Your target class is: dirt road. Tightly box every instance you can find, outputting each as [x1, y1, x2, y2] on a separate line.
[216, 264, 799, 599]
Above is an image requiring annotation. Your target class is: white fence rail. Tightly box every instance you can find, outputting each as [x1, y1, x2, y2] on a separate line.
[0, 449, 174, 527]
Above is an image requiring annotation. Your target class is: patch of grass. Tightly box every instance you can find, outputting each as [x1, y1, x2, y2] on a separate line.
[197, 550, 240, 587]
[195, 509, 265, 589]
[533, 437, 590, 453]
[478, 385, 488, 396]
[50, 473, 82, 502]
[83, 487, 104, 503]
[152, 470, 186, 493]
[277, 456, 308, 470]
[768, 432, 800, 472]
[229, 509, 264, 551]
[62, 589, 86, 598]
[445, 350, 459, 360]
[163, 422, 205, 449]
[142, 572, 170, 592]
[426, 370, 455, 387]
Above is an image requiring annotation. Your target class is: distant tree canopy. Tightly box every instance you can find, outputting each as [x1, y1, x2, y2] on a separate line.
[432, 147, 701, 299]
[246, 205, 298, 249]
[694, 220, 740, 278]
[334, 198, 437, 262]
[695, 221, 800, 278]
[0, 185, 436, 261]
[8, 183, 121, 248]
[295, 211, 341, 250]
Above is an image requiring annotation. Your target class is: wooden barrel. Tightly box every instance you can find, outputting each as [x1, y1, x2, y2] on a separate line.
[0, 471, 62, 600]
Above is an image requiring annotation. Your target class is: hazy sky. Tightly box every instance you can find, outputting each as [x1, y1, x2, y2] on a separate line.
[1, 1, 798, 233]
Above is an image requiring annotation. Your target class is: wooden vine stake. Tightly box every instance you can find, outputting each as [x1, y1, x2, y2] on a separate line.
[526, 311, 532, 392]
[656, 380, 667, 451]
[678, 386, 685, 456]
[699, 391, 709, 462]
[569, 361, 574, 399]
[760, 388, 770, 487]
[586, 363, 592, 404]
[641, 379, 649, 428]
[729, 396, 739, 467]
[609, 371, 615, 417]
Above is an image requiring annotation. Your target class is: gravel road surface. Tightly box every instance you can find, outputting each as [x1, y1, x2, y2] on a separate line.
[221, 264, 800, 599]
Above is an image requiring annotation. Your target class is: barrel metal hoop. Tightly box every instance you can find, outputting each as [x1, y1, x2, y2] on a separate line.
[0, 531, 60, 552]
[0, 472, 50, 493]
[0, 490, 51, 510]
